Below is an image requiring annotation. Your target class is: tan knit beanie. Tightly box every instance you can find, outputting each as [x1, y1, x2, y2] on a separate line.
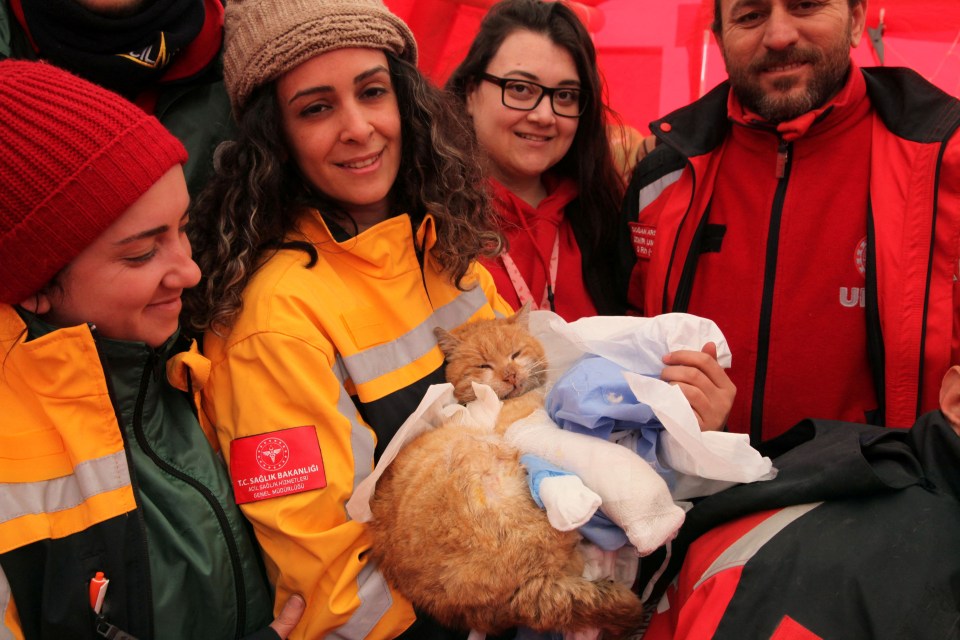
[224, 0, 418, 113]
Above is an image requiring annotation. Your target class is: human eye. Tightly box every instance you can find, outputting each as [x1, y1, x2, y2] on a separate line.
[732, 9, 764, 25]
[504, 80, 538, 102]
[729, 2, 768, 25]
[299, 101, 331, 117]
[791, 0, 824, 12]
[554, 88, 580, 107]
[124, 247, 158, 265]
[359, 82, 391, 101]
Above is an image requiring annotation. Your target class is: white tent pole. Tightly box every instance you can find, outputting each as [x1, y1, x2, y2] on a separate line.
[699, 29, 711, 98]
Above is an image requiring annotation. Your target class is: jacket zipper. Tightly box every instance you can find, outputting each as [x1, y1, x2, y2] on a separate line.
[664, 161, 700, 313]
[672, 203, 713, 313]
[414, 229, 433, 308]
[914, 138, 951, 418]
[91, 327, 155, 638]
[132, 351, 248, 638]
[864, 208, 886, 425]
[750, 139, 793, 445]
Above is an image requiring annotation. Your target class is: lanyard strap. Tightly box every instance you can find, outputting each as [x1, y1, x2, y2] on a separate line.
[500, 232, 559, 311]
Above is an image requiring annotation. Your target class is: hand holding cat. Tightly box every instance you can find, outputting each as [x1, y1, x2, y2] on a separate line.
[660, 342, 735, 432]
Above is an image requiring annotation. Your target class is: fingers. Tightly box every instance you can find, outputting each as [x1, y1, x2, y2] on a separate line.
[270, 594, 306, 640]
[669, 380, 712, 428]
[661, 343, 726, 385]
[661, 342, 735, 432]
[701, 341, 718, 360]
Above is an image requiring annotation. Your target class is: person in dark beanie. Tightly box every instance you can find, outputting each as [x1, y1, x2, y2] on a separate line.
[0, 59, 302, 640]
[0, 0, 231, 196]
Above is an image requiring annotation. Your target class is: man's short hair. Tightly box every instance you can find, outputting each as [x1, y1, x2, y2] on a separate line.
[711, 0, 864, 35]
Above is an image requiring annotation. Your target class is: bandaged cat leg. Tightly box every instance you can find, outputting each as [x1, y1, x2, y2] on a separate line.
[521, 453, 601, 531]
[538, 475, 602, 531]
[505, 410, 685, 555]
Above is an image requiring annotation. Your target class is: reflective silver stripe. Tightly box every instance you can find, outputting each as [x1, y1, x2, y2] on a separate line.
[334, 379, 376, 497]
[0, 450, 131, 525]
[638, 168, 684, 212]
[0, 566, 12, 640]
[430, 285, 489, 330]
[332, 353, 349, 386]
[328, 561, 394, 639]
[693, 502, 822, 590]
[342, 286, 488, 385]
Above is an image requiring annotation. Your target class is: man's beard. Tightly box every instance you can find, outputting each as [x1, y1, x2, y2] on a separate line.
[726, 36, 852, 123]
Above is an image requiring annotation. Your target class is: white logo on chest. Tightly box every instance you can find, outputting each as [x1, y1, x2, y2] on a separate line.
[839, 237, 868, 308]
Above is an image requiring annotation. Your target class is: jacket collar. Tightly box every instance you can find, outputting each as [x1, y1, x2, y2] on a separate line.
[489, 175, 578, 225]
[727, 63, 868, 142]
[863, 67, 960, 143]
[650, 80, 732, 158]
[651, 65, 960, 157]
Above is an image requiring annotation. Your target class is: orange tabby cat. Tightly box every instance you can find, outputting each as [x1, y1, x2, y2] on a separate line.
[367, 305, 645, 637]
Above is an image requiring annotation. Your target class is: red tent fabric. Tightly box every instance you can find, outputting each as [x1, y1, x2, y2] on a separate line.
[384, 0, 960, 133]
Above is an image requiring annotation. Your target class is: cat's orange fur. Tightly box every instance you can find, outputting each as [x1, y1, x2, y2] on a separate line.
[368, 305, 645, 636]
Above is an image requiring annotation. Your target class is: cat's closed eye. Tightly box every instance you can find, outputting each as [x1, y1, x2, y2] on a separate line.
[511, 350, 522, 359]
[477, 364, 492, 370]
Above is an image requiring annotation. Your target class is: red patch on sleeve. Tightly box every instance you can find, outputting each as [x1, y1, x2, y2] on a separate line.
[229, 425, 327, 504]
[630, 222, 656, 260]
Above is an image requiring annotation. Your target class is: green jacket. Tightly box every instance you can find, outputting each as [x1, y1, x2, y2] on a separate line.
[0, 306, 274, 639]
[0, 0, 234, 196]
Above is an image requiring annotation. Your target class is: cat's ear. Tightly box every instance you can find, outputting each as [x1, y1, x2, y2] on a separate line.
[434, 326, 460, 357]
[511, 301, 532, 328]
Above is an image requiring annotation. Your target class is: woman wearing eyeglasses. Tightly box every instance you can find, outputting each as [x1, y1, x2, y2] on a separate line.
[447, 0, 629, 320]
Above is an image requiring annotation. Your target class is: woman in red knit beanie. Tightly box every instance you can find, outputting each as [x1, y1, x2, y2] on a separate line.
[0, 59, 302, 640]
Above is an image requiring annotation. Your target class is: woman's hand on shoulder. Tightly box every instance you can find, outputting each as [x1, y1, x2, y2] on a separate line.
[660, 342, 735, 432]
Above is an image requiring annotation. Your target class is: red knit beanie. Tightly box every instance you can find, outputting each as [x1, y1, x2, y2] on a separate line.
[0, 60, 188, 305]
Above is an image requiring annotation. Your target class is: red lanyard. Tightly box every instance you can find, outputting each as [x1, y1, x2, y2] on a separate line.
[500, 232, 559, 312]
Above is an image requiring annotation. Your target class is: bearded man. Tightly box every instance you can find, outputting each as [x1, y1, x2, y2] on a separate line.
[620, 0, 960, 445]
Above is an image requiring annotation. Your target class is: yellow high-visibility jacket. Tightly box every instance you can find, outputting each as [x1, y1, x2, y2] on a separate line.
[201, 211, 512, 640]
[0, 306, 273, 640]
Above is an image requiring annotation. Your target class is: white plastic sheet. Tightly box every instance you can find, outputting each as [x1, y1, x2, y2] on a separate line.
[347, 311, 775, 521]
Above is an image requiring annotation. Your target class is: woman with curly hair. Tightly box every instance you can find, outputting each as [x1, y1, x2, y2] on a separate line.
[446, 0, 631, 319]
[184, 0, 511, 638]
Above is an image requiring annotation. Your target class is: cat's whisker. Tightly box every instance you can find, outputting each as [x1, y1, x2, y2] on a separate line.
[537, 364, 567, 377]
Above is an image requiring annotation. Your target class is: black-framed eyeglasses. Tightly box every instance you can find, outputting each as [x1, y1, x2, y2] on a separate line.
[480, 73, 586, 118]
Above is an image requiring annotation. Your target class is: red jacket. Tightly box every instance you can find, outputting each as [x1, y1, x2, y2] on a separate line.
[481, 177, 599, 321]
[621, 66, 960, 443]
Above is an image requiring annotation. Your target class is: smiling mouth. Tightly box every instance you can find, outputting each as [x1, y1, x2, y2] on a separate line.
[339, 151, 382, 169]
[515, 132, 552, 142]
[148, 298, 182, 311]
[765, 62, 806, 73]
